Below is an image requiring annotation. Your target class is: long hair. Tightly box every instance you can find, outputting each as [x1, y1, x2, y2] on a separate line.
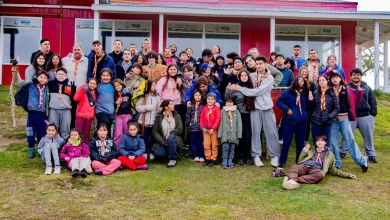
[284, 57, 296, 73]
[268, 51, 277, 65]
[135, 54, 148, 66]
[237, 69, 255, 111]
[162, 64, 180, 91]
[298, 66, 311, 90]
[32, 51, 46, 73]
[289, 76, 309, 95]
[190, 89, 205, 105]
[157, 53, 166, 65]
[329, 72, 346, 87]
[46, 54, 63, 71]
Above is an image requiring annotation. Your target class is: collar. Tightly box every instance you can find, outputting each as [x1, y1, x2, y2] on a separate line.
[223, 105, 237, 111]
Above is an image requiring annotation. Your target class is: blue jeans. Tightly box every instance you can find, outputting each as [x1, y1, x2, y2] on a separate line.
[279, 120, 307, 167]
[329, 119, 366, 168]
[190, 131, 204, 158]
[311, 123, 331, 146]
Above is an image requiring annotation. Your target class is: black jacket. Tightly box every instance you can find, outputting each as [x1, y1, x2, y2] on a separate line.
[109, 51, 124, 65]
[89, 137, 118, 162]
[115, 61, 132, 80]
[30, 50, 54, 66]
[348, 82, 377, 117]
[309, 88, 340, 126]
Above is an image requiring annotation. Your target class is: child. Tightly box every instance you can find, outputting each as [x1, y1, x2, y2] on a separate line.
[125, 63, 145, 96]
[283, 135, 356, 190]
[200, 63, 220, 89]
[218, 98, 242, 168]
[200, 92, 221, 166]
[135, 80, 160, 160]
[177, 51, 189, 75]
[186, 90, 205, 162]
[118, 120, 148, 171]
[113, 79, 132, 146]
[180, 64, 195, 101]
[95, 68, 115, 138]
[74, 78, 97, 144]
[48, 67, 75, 140]
[37, 122, 65, 174]
[60, 128, 91, 178]
[89, 123, 120, 176]
[11, 59, 49, 158]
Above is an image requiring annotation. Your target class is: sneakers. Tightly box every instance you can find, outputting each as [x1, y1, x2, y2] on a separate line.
[340, 152, 347, 159]
[361, 156, 368, 173]
[208, 160, 216, 167]
[368, 156, 378, 163]
[270, 157, 279, 167]
[94, 170, 103, 175]
[203, 160, 210, 166]
[194, 157, 200, 162]
[167, 160, 177, 168]
[254, 156, 264, 167]
[238, 159, 244, 166]
[143, 153, 148, 158]
[282, 179, 300, 190]
[44, 167, 52, 175]
[227, 161, 234, 168]
[28, 148, 35, 158]
[80, 169, 88, 178]
[222, 161, 228, 168]
[149, 153, 155, 160]
[137, 164, 148, 170]
[335, 160, 342, 169]
[283, 176, 289, 183]
[199, 158, 205, 163]
[53, 166, 61, 174]
[246, 159, 252, 165]
[72, 169, 80, 178]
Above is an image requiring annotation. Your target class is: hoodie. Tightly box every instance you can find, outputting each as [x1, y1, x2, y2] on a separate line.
[89, 137, 118, 162]
[275, 65, 294, 87]
[118, 133, 145, 157]
[37, 135, 65, 156]
[211, 54, 225, 79]
[48, 78, 75, 110]
[348, 81, 377, 117]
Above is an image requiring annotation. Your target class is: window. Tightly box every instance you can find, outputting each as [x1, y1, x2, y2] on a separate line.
[2, 17, 42, 64]
[115, 20, 151, 51]
[205, 23, 240, 57]
[75, 19, 112, 55]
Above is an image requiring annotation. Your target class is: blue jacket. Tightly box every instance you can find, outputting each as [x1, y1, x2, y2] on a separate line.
[118, 133, 145, 157]
[290, 56, 306, 71]
[276, 89, 309, 123]
[276, 66, 294, 87]
[87, 50, 117, 82]
[184, 80, 224, 105]
[320, 64, 346, 81]
[96, 82, 115, 118]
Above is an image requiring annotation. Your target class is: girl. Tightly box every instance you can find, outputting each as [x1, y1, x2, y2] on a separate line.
[46, 54, 63, 80]
[38, 123, 65, 174]
[113, 79, 132, 146]
[74, 78, 97, 144]
[269, 51, 277, 66]
[199, 63, 220, 89]
[299, 66, 317, 142]
[284, 57, 297, 77]
[276, 76, 309, 170]
[157, 53, 166, 65]
[25, 52, 47, 81]
[134, 54, 148, 66]
[60, 128, 91, 178]
[185, 47, 197, 67]
[309, 75, 340, 145]
[186, 91, 205, 162]
[164, 48, 176, 66]
[125, 63, 145, 96]
[136, 80, 160, 160]
[90, 123, 120, 175]
[218, 98, 242, 168]
[181, 64, 195, 101]
[95, 68, 115, 138]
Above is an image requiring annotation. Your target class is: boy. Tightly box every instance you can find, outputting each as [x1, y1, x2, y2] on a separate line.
[38, 123, 65, 174]
[177, 51, 189, 75]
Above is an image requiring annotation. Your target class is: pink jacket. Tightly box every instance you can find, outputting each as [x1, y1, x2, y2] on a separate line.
[200, 105, 221, 130]
[60, 142, 90, 167]
[73, 86, 96, 119]
[156, 76, 182, 105]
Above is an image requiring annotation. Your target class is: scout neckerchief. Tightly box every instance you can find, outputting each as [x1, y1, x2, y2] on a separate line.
[100, 138, 106, 156]
[93, 52, 105, 78]
[295, 89, 303, 114]
[73, 58, 81, 81]
[170, 78, 177, 94]
[194, 101, 200, 123]
[292, 55, 300, 73]
[321, 87, 329, 111]
[254, 70, 269, 88]
[228, 110, 233, 130]
[163, 111, 174, 138]
[58, 84, 63, 99]
[310, 60, 318, 82]
[333, 86, 343, 97]
[37, 85, 45, 108]
[316, 150, 324, 166]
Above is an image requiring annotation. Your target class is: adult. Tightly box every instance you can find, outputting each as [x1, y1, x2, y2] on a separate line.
[169, 44, 180, 64]
[62, 44, 88, 88]
[244, 54, 283, 87]
[320, 55, 346, 80]
[211, 54, 225, 79]
[129, 43, 138, 57]
[46, 54, 63, 81]
[308, 75, 339, 144]
[164, 48, 176, 66]
[199, 63, 220, 89]
[224, 69, 255, 165]
[211, 45, 221, 65]
[185, 76, 224, 107]
[328, 71, 368, 171]
[108, 40, 124, 65]
[87, 40, 116, 82]
[226, 52, 239, 69]
[269, 51, 277, 66]
[219, 56, 244, 97]
[143, 51, 167, 83]
[275, 54, 294, 87]
[302, 49, 325, 82]
[248, 48, 260, 59]
[195, 49, 213, 75]
[284, 57, 297, 77]
[152, 99, 183, 168]
[229, 56, 280, 167]
[276, 76, 309, 170]
[185, 47, 197, 67]
[134, 54, 148, 66]
[138, 39, 151, 57]
[290, 45, 306, 72]
[341, 68, 377, 163]
[116, 49, 132, 80]
[30, 39, 54, 66]
[25, 52, 47, 81]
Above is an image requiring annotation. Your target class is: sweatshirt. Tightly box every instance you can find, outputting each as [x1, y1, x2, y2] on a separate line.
[89, 137, 118, 162]
[95, 82, 115, 117]
[48, 78, 75, 110]
[37, 135, 65, 156]
[135, 93, 160, 127]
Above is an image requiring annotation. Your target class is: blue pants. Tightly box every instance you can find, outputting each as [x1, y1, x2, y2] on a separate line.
[190, 131, 204, 158]
[329, 119, 366, 168]
[222, 143, 236, 163]
[279, 120, 307, 167]
[26, 111, 47, 149]
[166, 135, 179, 160]
[311, 123, 331, 146]
[143, 126, 154, 154]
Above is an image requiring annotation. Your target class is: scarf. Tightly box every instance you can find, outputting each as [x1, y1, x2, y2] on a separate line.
[163, 111, 174, 138]
[237, 80, 250, 88]
[100, 138, 106, 156]
[320, 87, 328, 111]
[254, 71, 269, 88]
[58, 84, 63, 99]
[228, 110, 233, 130]
[73, 58, 81, 81]
[93, 52, 105, 78]
[310, 60, 318, 82]
[295, 89, 302, 114]
[37, 85, 45, 108]
[69, 138, 81, 146]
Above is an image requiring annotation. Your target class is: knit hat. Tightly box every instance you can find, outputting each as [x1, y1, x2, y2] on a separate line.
[200, 63, 210, 72]
[206, 92, 217, 100]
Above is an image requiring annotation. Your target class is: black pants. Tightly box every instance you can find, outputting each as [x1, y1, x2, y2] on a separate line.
[174, 104, 187, 141]
[236, 113, 252, 161]
[95, 112, 114, 138]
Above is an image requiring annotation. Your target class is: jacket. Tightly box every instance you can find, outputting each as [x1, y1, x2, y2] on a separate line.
[89, 137, 118, 162]
[298, 148, 351, 178]
[115, 60, 132, 80]
[276, 89, 309, 123]
[218, 106, 242, 145]
[60, 141, 90, 166]
[185, 82, 224, 106]
[62, 56, 89, 88]
[87, 50, 117, 82]
[47, 78, 75, 110]
[290, 56, 306, 71]
[348, 82, 377, 117]
[95, 82, 115, 117]
[118, 133, 145, 157]
[211, 54, 225, 79]
[125, 73, 145, 96]
[153, 111, 184, 148]
[320, 64, 346, 81]
[332, 86, 362, 121]
[143, 64, 167, 83]
[30, 50, 54, 66]
[135, 93, 160, 127]
[73, 85, 96, 119]
[224, 88, 249, 113]
[37, 135, 65, 156]
[115, 88, 132, 116]
[302, 59, 325, 81]
[275, 65, 294, 87]
[109, 51, 124, 65]
[200, 105, 221, 130]
[309, 87, 340, 126]
[185, 102, 204, 132]
[156, 76, 182, 105]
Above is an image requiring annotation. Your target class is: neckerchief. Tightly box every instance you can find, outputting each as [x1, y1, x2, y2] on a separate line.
[170, 78, 177, 94]
[206, 106, 213, 121]
[333, 86, 343, 97]
[194, 102, 200, 123]
[73, 58, 81, 81]
[52, 68, 57, 77]
[93, 52, 105, 78]
[37, 85, 45, 108]
[228, 110, 233, 130]
[122, 61, 131, 74]
[69, 138, 81, 146]
[321, 87, 328, 111]
[58, 84, 63, 99]
[115, 91, 123, 115]
[316, 151, 323, 166]
[295, 89, 303, 114]
[100, 138, 106, 156]
[310, 60, 318, 82]
[163, 111, 174, 138]
[254, 70, 268, 88]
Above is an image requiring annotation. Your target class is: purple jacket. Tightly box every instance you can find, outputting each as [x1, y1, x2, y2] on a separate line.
[60, 142, 90, 166]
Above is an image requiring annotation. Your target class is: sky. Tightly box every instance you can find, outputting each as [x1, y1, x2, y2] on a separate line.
[356, 0, 390, 11]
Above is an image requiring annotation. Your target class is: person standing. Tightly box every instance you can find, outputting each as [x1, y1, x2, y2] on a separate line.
[302, 49, 324, 83]
[115, 49, 132, 80]
[62, 44, 88, 88]
[87, 40, 116, 83]
[290, 45, 306, 72]
[109, 40, 124, 65]
[138, 39, 151, 57]
[320, 55, 346, 80]
[169, 44, 180, 64]
[30, 39, 54, 66]
[275, 54, 294, 87]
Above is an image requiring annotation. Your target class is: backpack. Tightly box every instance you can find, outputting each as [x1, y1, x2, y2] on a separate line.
[14, 84, 30, 112]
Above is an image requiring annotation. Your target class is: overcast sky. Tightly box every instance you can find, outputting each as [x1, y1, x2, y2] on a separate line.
[356, 0, 390, 11]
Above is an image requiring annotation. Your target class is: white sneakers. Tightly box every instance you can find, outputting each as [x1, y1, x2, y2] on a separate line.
[271, 157, 279, 167]
[254, 156, 264, 167]
[44, 167, 52, 175]
[53, 166, 61, 174]
[149, 153, 155, 160]
[282, 179, 300, 190]
[199, 158, 205, 163]
[194, 157, 200, 162]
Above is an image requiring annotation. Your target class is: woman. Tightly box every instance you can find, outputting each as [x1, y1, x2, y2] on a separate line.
[276, 76, 309, 169]
[164, 48, 176, 66]
[299, 66, 317, 142]
[284, 57, 297, 77]
[211, 45, 221, 65]
[248, 48, 260, 59]
[309, 75, 340, 144]
[134, 54, 148, 66]
[185, 47, 197, 67]
[46, 54, 62, 80]
[199, 63, 220, 89]
[224, 69, 255, 165]
[157, 53, 166, 65]
[269, 51, 277, 66]
[25, 52, 47, 81]
[152, 99, 183, 168]
[328, 71, 368, 171]
[320, 55, 346, 80]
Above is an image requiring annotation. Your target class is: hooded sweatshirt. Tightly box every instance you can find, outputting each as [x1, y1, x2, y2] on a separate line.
[348, 81, 377, 117]
[211, 54, 225, 79]
[48, 78, 75, 110]
[118, 133, 145, 157]
[37, 135, 65, 156]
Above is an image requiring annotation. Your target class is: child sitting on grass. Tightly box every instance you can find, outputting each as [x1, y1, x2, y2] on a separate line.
[60, 128, 91, 178]
[118, 120, 148, 171]
[37, 122, 65, 175]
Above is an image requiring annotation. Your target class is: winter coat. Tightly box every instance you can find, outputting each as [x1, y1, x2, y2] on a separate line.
[60, 141, 90, 166]
[211, 54, 225, 79]
[124, 73, 145, 96]
[200, 105, 221, 130]
[135, 93, 160, 127]
[109, 51, 124, 66]
[275, 66, 294, 87]
[185, 102, 204, 132]
[320, 64, 346, 81]
[302, 59, 325, 81]
[218, 106, 242, 145]
[37, 135, 65, 156]
[73, 86, 96, 120]
[152, 111, 184, 148]
[87, 50, 117, 82]
[224, 88, 249, 113]
[89, 137, 118, 162]
[276, 89, 309, 123]
[114, 88, 132, 116]
[309, 87, 340, 126]
[348, 82, 377, 117]
[185, 81, 224, 106]
[115, 60, 132, 80]
[143, 64, 167, 83]
[118, 133, 145, 157]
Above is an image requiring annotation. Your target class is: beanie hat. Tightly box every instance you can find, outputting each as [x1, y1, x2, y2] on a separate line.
[207, 92, 217, 100]
[200, 63, 210, 72]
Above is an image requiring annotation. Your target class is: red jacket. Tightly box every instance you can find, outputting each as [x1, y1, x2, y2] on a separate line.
[200, 105, 221, 130]
[74, 86, 97, 119]
[347, 86, 363, 121]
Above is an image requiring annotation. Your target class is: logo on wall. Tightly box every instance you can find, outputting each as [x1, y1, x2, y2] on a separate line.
[317, 28, 332, 34]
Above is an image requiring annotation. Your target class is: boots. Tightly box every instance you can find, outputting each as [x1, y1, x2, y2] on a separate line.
[28, 148, 35, 158]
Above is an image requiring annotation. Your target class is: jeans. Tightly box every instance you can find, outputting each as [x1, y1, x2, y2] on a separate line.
[279, 120, 307, 167]
[311, 123, 331, 146]
[222, 143, 236, 163]
[190, 131, 204, 158]
[329, 119, 366, 168]
[167, 135, 178, 160]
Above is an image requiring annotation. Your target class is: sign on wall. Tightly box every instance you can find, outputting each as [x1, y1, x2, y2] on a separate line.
[3, 17, 41, 28]
[276, 25, 305, 35]
[307, 26, 340, 36]
[168, 22, 203, 32]
[205, 23, 240, 34]
[115, 21, 151, 31]
[76, 20, 113, 30]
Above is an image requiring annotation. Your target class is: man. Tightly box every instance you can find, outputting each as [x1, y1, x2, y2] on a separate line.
[143, 51, 167, 83]
[219, 56, 245, 97]
[226, 52, 239, 69]
[340, 68, 378, 163]
[116, 49, 132, 80]
[170, 44, 180, 64]
[290, 45, 306, 72]
[62, 44, 88, 88]
[129, 43, 138, 63]
[229, 56, 280, 168]
[283, 135, 356, 190]
[30, 39, 54, 66]
[87, 40, 116, 82]
[302, 49, 324, 82]
[109, 40, 124, 65]
[138, 39, 151, 57]
[275, 54, 294, 87]
[244, 54, 283, 87]
[195, 49, 213, 75]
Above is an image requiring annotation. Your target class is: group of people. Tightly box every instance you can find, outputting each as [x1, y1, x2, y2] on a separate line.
[10, 38, 378, 189]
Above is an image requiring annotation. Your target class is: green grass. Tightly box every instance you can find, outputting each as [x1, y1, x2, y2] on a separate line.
[1, 85, 390, 219]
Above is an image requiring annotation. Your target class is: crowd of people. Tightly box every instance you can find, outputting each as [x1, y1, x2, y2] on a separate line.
[10, 38, 378, 190]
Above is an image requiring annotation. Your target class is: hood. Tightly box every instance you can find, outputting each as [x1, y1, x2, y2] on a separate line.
[223, 105, 237, 111]
[215, 54, 225, 67]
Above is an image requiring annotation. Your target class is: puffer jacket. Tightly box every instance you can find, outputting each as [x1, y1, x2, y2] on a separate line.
[309, 87, 340, 126]
[152, 111, 184, 149]
[118, 133, 145, 157]
[218, 106, 242, 145]
[135, 93, 160, 127]
[224, 87, 249, 113]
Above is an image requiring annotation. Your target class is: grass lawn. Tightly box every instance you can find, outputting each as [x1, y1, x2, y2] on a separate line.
[0, 85, 389, 219]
